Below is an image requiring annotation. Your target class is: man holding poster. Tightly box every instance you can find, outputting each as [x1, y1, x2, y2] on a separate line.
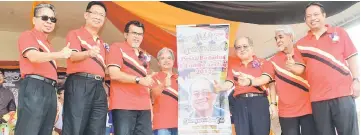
[214, 37, 271, 135]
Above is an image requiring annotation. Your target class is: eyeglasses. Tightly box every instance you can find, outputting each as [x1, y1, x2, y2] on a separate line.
[129, 31, 144, 37]
[234, 45, 250, 50]
[87, 10, 106, 17]
[35, 15, 57, 23]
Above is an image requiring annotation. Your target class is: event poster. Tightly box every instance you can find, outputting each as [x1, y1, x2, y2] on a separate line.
[177, 24, 232, 135]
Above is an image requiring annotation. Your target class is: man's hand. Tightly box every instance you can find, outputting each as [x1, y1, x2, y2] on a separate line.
[213, 80, 222, 93]
[285, 54, 296, 72]
[164, 72, 172, 87]
[139, 73, 156, 87]
[87, 46, 100, 57]
[269, 104, 278, 120]
[237, 73, 251, 86]
[351, 79, 360, 98]
[59, 43, 72, 59]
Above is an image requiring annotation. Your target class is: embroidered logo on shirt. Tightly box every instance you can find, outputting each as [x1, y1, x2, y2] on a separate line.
[104, 43, 110, 52]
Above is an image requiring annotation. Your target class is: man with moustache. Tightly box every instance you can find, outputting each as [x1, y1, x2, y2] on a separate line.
[107, 20, 154, 135]
[15, 3, 72, 135]
[236, 26, 317, 135]
[62, 1, 108, 135]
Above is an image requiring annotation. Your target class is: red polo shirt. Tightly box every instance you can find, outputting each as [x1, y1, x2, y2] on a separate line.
[18, 29, 58, 80]
[151, 72, 178, 130]
[296, 24, 357, 102]
[106, 42, 151, 110]
[227, 56, 268, 97]
[263, 49, 312, 117]
[66, 27, 106, 77]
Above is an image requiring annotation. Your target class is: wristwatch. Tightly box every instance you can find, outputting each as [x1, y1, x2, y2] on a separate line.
[135, 77, 141, 84]
[247, 78, 252, 86]
[270, 102, 278, 106]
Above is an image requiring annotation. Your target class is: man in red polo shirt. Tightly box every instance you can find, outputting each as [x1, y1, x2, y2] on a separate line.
[294, 2, 359, 135]
[215, 37, 270, 135]
[151, 47, 178, 135]
[236, 26, 317, 135]
[15, 3, 72, 135]
[62, 1, 108, 135]
[107, 20, 154, 135]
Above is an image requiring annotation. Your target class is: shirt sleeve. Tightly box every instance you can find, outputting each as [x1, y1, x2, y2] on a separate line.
[261, 60, 275, 81]
[339, 27, 358, 60]
[106, 43, 123, 69]
[294, 48, 306, 67]
[18, 31, 39, 58]
[65, 30, 81, 52]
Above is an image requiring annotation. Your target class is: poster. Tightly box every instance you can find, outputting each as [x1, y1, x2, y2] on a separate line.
[177, 24, 232, 135]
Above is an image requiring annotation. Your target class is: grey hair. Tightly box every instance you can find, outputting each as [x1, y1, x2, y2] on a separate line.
[157, 47, 175, 60]
[275, 25, 295, 40]
[234, 36, 254, 47]
[188, 77, 215, 95]
[34, 3, 56, 17]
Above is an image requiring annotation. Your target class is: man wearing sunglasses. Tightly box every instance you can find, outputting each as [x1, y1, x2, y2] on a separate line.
[15, 3, 72, 135]
[62, 1, 108, 135]
[107, 20, 155, 135]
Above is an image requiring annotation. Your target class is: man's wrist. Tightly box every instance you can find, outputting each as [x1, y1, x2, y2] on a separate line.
[270, 102, 277, 106]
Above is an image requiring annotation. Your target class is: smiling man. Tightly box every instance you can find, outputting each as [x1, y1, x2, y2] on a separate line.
[62, 1, 108, 135]
[189, 77, 225, 118]
[107, 20, 154, 135]
[295, 2, 360, 135]
[15, 3, 72, 135]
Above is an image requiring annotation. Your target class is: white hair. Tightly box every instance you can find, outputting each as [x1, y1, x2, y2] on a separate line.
[157, 47, 175, 60]
[275, 25, 295, 40]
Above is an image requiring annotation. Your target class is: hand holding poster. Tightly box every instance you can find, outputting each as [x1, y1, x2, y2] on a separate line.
[177, 24, 232, 135]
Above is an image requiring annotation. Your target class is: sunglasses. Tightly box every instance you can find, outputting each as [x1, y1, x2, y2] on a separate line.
[35, 15, 57, 23]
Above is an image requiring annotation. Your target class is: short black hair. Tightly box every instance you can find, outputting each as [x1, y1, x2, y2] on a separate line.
[86, 1, 107, 13]
[124, 20, 145, 33]
[305, 2, 326, 14]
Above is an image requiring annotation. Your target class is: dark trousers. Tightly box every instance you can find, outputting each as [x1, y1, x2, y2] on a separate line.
[279, 114, 317, 135]
[312, 96, 359, 135]
[112, 109, 152, 135]
[62, 75, 108, 135]
[15, 77, 57, 135]
[233, 96, 270, 135]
